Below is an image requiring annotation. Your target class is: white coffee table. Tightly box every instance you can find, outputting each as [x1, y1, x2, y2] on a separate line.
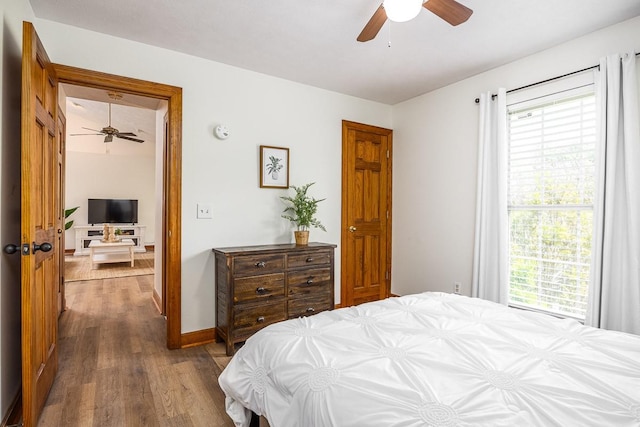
[88, 239, 135, 269]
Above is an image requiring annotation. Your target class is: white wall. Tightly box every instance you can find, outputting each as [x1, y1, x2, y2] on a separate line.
[0, 0, 36, 418]
[64, 151, 156, 244]
[32, 19, 393, 333]
[391, 16, 640, 298]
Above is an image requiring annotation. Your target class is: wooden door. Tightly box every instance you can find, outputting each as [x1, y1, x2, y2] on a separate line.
[341, 120, 392, 306]
[21, 21, 60, 426]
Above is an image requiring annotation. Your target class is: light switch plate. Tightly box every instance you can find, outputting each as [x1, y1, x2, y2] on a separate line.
[197, 203, 213, 219]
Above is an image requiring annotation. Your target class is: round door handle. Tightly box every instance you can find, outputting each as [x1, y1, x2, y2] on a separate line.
[33, 242, 53, 253]
[256, 287, 267, 294]
[348, 226, 357, 233]
[255, 261, 266, 268]
[57, 229, 63, 234]
[4, 244, 21, 255]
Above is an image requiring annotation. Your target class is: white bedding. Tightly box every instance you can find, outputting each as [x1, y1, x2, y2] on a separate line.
[218, 292, 640, 426]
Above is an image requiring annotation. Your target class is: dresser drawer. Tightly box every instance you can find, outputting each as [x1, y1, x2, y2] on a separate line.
[233, 254, 285, 277]
[288, 293, 332, 319]
[234, 273, 285, 303]
[287, 250, 332, 269]
[233, 300, 287, 339]
[288, 268, 332, 296]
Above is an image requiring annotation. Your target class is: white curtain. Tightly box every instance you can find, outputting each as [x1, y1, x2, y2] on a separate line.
[586, 53, 640, 334]
[472, 89, 509, 304]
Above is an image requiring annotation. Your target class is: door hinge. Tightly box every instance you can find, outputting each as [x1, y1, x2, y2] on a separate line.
[386, 150, 389, 159]
[385, 271, 389, 280]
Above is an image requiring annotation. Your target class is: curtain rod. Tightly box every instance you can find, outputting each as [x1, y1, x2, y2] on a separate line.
[473, 51, 640, 104]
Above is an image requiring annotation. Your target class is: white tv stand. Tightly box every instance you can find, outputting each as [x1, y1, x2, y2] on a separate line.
[74, 224, 146, 256]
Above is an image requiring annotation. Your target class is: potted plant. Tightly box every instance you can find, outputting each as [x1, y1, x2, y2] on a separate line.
[281, 182, 326, 245]
[64, 206, 79, 230]
[266, 155, 283, 180]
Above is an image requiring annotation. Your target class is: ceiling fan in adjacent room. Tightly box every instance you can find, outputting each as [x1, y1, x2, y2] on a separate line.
[357, 0, 473, 42]
[70, 101, 145, 143]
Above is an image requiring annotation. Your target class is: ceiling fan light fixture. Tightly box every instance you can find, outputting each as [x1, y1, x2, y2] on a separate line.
[383, 0, 422, 22]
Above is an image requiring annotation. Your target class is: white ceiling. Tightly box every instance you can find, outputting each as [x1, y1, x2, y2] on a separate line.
[63, 87, 159, 153]
[31, 0, 640, 105]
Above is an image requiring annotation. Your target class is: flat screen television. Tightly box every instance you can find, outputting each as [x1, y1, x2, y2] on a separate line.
[88, 198, 138, 224]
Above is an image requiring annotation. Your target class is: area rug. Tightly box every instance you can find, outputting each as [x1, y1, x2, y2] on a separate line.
[64, 252, 155, 282]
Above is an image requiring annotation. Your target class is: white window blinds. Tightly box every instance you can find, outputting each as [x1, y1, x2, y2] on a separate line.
[507, 88, 596, 319]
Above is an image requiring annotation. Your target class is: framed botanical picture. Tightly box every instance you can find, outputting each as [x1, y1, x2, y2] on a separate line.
[260, 145, 289, 188]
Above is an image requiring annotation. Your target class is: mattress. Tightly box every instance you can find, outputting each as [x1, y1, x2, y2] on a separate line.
[218, 292, 640, 426]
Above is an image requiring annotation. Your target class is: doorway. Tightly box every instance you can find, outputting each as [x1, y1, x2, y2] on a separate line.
[61, 90, 161, 300]
[53, 64, 183, 349]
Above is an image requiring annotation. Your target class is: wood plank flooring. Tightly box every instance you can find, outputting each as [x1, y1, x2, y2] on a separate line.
[38, 275, 235, 427]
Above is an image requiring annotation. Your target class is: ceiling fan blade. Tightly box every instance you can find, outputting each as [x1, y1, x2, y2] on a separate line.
[423, 0, 472, 26]
[115, 132, 138, 136]
[357, 4, 387, 42]
[104, 134, 113, 143]
[70, 133, 103, 136]
[82, 126, 104, 133]
[116, 134, 145, 143]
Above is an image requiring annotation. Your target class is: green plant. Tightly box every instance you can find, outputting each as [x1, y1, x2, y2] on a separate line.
[281, 182, 326, 231]
[266, 155, 283, 175]
[64, 206, 79, 230]
[114, 228, 122, 236]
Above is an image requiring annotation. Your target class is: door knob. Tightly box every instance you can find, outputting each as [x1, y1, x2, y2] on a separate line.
[348, 226, 357, 233]
[4, 244, 21, 254]
[33, 242, 53, 253]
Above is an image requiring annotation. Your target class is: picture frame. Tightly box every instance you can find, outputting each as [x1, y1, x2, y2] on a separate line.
[260, 145, 289, 188]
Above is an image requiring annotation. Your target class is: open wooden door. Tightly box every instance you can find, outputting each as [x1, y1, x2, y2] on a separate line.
[21, 21, 61, 426]
[341, 120, 392, 306]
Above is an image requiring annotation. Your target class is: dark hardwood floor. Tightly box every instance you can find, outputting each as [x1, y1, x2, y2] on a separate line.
[38, 275, 234, 426]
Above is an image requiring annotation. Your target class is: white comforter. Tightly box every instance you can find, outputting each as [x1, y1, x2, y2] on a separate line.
[218, 292, 640, 426]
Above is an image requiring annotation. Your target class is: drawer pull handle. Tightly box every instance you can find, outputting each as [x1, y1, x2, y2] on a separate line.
[306, 307, 315, 313]
[306, 257, 314, 262]
[306, 279, 314, 285]
[257, 316, 265, 323]
[256, 287, 267, 294]
[255, 261, 266, 268]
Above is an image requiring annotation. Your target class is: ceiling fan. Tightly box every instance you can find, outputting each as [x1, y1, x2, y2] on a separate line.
[357, 0, 473, 42]
[70, 102, 145, 143]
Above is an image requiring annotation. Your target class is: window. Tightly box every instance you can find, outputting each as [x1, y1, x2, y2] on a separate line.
[507, 89, 596, 319]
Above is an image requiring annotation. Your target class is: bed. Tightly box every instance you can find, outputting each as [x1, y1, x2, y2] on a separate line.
[218, 292, 640, 426]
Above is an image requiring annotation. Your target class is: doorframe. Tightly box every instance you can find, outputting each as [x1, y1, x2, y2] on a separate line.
[53, 64, 183, 349]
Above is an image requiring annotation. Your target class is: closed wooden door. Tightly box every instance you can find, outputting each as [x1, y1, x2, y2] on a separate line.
[21, 21, 60, 426]
[341, 120, 392, 306]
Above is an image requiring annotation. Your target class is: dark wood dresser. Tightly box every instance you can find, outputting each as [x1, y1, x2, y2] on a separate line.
[213, 242, 336, 355]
